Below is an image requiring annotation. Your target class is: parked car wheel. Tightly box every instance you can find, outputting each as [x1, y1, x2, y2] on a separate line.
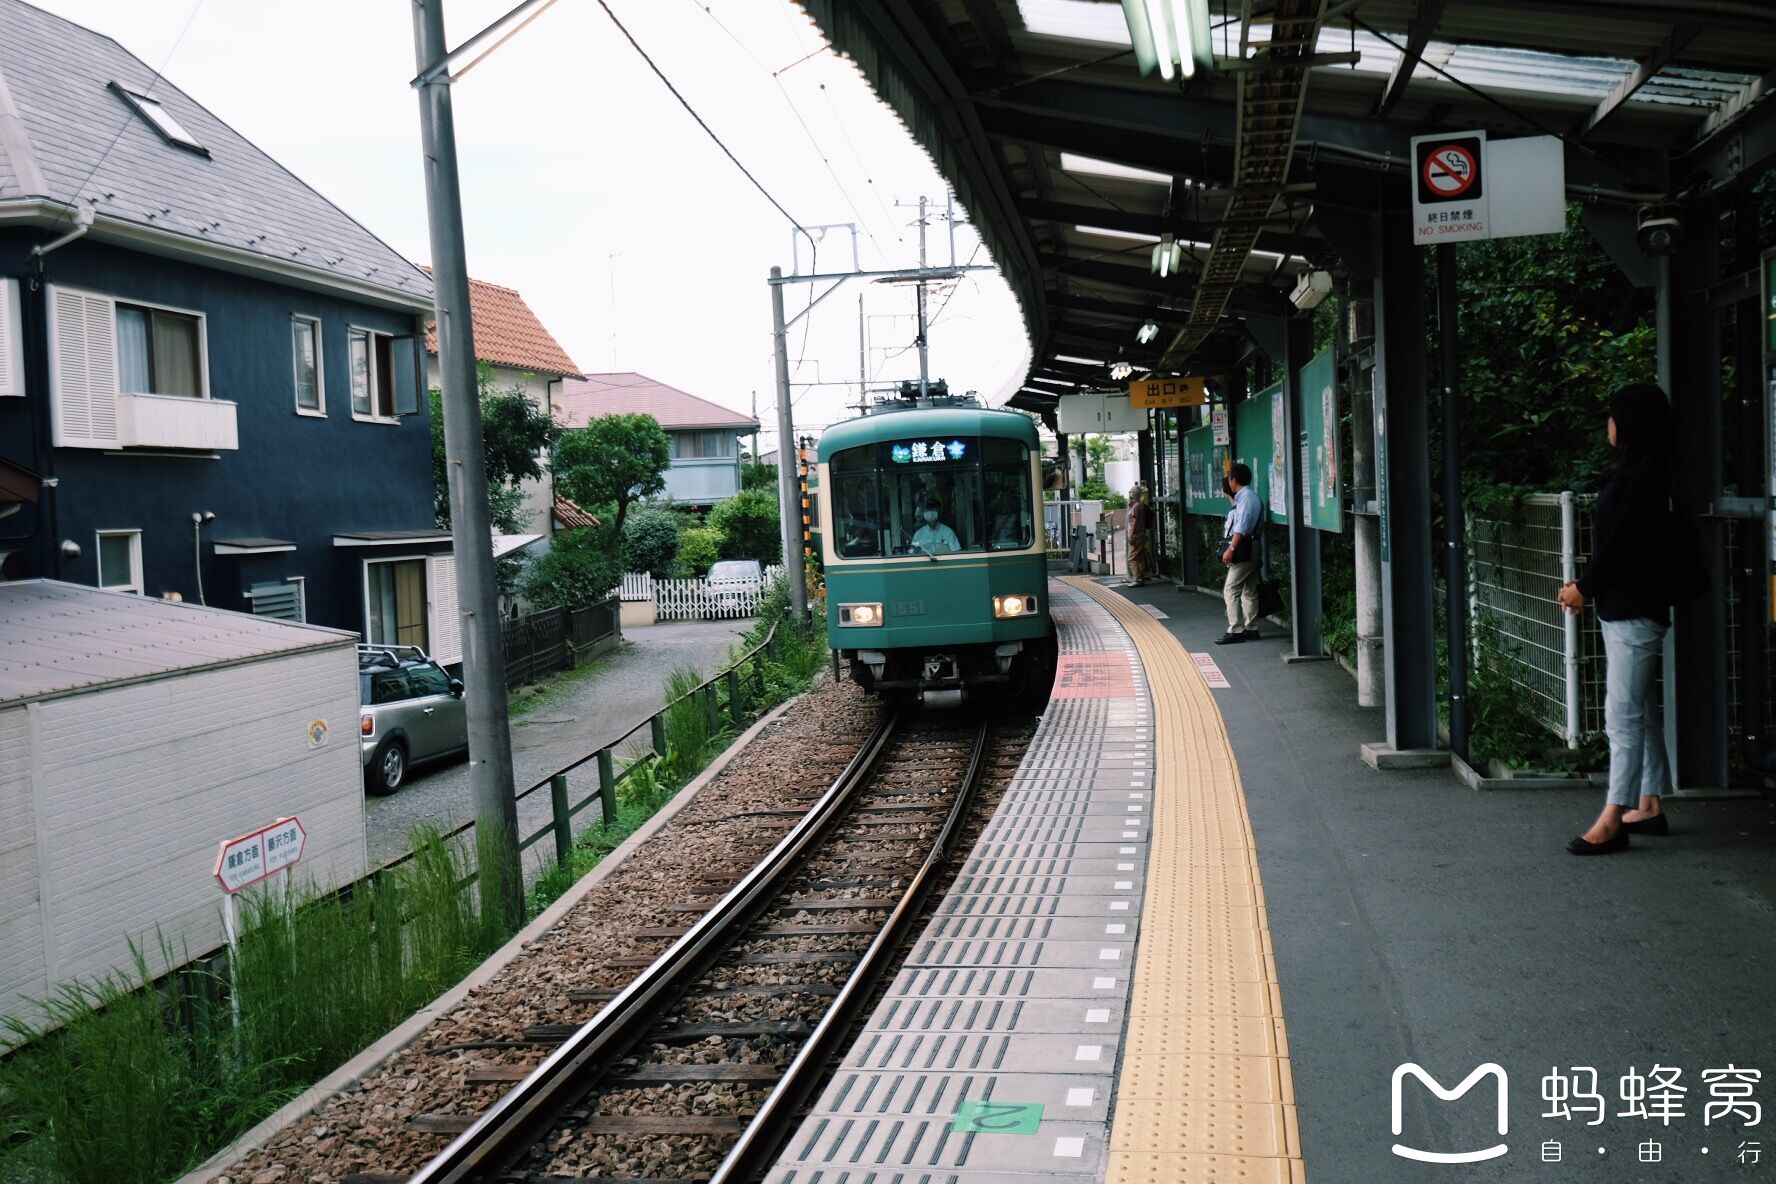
[368, 739, 407, 795]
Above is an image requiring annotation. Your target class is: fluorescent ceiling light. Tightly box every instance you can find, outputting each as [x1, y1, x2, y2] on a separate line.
[1150, 236, 1184, 278]
[1136, 321, 1159, 344]
[1054, 353, 1106, 366]
[1109, 362, 1139, 381]
[1029, 376, 1077, 386]
[1121, 0, 1212, 80]
[1075, 224, 1161, 244]
[1059, 153, 1171, 185]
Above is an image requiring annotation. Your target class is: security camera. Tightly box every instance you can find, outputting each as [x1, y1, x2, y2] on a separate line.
[1637, 203, 1682, 256]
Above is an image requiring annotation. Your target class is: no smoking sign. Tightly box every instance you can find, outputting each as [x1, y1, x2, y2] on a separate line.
[1415, 137, 1483, 203]
[1410, 130, 1490, 244]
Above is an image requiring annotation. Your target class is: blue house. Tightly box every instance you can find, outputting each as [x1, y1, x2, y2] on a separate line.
[0, 0, 468, 664]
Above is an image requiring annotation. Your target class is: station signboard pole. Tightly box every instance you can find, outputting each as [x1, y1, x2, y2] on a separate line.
[214, 816, 307, 1027]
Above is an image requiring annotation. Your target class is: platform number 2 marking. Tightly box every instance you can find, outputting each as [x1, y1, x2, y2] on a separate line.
[952, 1099, 1044, 1134]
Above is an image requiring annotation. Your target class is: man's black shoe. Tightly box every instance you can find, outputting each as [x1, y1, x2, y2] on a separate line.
[1214, 632, 1242, 645]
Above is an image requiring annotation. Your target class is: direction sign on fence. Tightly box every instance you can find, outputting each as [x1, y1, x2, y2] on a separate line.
[215, 816, 307, 894]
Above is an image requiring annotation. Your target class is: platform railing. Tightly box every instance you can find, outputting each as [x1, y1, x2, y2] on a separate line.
[1468, 492, 1604, 747]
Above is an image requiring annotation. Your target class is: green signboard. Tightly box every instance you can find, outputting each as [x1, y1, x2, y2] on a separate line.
[1297, 349, 1343, 532]
[1181, 349, 1342, 533]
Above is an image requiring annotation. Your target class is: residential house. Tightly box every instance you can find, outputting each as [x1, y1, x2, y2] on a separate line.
[0, 0, 467, 663]
[557, 372, 759, 508]
[422, 271, 581, 537]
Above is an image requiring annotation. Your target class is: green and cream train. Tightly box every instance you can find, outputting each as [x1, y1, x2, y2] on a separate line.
[817, 398, 1056, 705]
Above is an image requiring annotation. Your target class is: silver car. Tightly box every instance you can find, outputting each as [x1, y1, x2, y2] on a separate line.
[359, 645, 467, 794]
[705, 559, 765, 615]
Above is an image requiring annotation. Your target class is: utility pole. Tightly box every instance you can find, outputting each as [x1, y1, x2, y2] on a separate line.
[750, 389, 760, 467]
[411, 0, 522, 932]
[915, 196, 930, 397]
[770, 266, 809, 619]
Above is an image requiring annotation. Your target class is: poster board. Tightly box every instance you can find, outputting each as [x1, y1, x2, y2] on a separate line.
[1181, 350, 1341, 532]
[1297, 349, 1342, 532]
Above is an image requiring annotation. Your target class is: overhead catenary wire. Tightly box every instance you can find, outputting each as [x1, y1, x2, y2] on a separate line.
[594, 0, 806, 234]
[37, 0, 208, 248]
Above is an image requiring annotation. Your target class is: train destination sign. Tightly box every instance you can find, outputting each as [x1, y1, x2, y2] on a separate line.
[890, 439, 967, 464]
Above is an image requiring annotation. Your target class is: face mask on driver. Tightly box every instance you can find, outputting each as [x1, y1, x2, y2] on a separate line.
[922, 509, 939, 523]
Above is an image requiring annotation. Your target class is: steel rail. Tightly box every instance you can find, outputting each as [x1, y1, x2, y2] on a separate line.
[709, 713, 993, 1184]
[403, 709, 902, 1184]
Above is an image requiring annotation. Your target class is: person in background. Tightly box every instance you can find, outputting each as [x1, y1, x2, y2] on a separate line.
[1126, 485, 1154, 584]
[1557, 383, 1677, 856]
[911, 496, 961, 554]
[1215, 463, 1262, 645]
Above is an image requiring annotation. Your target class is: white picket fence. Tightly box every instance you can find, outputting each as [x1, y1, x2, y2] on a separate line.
[619, 566, 785, 621]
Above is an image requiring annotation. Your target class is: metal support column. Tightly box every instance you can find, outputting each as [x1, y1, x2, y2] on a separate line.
[769, 266, 808, 619]
[1659, 204, 1729, 788]
[1281, 317, 1325, 660]
[1437, 244, 1470, 761]
[1368, 209, 1440, 760]
[411, 0, 521, 928]
[1177, 406, 1199, 588]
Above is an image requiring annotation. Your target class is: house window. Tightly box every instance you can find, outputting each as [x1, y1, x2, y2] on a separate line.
[366, 558, 429, 652]
[117, 303, 203, 398]
[293, 317, 323, 414]
[96, 530, 143, 594]
[349, 328, 397, 419]
[673, 430, 733, 459]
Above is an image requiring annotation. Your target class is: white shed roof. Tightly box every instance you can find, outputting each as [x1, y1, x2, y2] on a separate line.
[0, 580, 357, 709]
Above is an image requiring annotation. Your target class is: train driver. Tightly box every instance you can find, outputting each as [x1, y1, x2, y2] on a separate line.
[911, 496, 962, 554]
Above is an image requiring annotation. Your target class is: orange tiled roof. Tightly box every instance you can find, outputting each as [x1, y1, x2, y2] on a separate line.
[421, 269, 581, 379]
[553, 495, 601, 531]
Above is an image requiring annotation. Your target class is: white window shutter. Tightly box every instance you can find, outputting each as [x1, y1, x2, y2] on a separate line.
[0, 278, 22, 397]
[48, 286, 119, 447]
[428, 555, 462, 666]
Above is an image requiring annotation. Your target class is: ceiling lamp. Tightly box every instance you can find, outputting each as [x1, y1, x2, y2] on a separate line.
[1109, 361, 1136, 380]
[1136, 321, 1159, 344]
[1150, 234, 1184, 278]
[1121, 0, 1213, 81]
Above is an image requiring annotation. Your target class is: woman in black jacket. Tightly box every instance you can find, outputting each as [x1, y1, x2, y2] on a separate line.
[1557, 383, 1676, 856]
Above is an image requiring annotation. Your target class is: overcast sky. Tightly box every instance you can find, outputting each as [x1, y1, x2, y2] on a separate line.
[30, 0, 1031, 451]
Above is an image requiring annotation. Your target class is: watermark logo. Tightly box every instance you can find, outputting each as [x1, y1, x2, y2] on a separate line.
[1391, 1063, 1510, 1163]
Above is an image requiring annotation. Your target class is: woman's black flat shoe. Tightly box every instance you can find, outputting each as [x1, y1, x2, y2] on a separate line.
[1567, 832, 1630, 856]
[1623, 815, 1670, 836]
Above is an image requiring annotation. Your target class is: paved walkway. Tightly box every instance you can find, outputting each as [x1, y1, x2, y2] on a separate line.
[1105, 578, 1776, 1182]
[364, 618, 753, 867]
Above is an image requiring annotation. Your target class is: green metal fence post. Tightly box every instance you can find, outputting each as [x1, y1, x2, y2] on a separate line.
[705, 683, 720, 734]
[726, 667, 743, 724]
[596, 748, 617, 827]
[649, 713, 667, 757]
[550, 773, 572, 868]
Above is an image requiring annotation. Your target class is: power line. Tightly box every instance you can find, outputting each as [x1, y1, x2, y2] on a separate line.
[595, 0, 806, 233]
[39, 0, 208, 246]
[685, 0, 893, 261]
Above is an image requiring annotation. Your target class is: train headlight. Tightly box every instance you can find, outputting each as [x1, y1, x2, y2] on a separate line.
[839, 602, 884, 627]
[993, 594, 1038, 619]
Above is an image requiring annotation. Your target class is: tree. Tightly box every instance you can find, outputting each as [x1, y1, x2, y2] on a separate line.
[1085, 435, 1114, 484]
[741, 461, 777, 491]
[520, 526, 623, 610]
[675, 526, 723, 578]
[430, 363, 560, 534]
[708, 488, 782, 562]
[622, 505, 682, 576]
[553, 414, 672, 538]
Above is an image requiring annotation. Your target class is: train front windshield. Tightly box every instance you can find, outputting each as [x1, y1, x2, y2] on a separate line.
[830, 435, 1034, 559]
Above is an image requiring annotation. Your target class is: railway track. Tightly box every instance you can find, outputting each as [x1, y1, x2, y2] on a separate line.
[390, 709, 1015, 1184]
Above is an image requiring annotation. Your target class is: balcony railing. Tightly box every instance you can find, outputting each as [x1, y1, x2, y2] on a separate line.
[118, 392, 239, 451]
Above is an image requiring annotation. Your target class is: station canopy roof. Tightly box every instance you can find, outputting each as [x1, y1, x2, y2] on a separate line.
[797, 0, 1776, 415]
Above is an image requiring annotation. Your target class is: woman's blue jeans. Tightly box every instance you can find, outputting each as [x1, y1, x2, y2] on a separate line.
[1601, 617, 1671, 808]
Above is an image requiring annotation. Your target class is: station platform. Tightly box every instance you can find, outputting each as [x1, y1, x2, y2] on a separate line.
[767, 576, 1776, 1184]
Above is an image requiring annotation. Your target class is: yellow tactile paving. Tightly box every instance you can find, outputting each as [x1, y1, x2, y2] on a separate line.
[1067, 577, 1306, 1184]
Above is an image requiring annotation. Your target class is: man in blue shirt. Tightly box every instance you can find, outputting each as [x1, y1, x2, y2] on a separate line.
[1216, 462, 1262, 644]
